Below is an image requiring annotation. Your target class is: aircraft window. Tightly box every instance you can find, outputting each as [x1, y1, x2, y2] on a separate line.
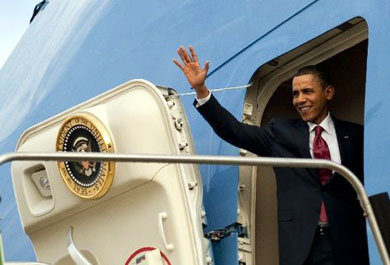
[241, 17, 368, 265]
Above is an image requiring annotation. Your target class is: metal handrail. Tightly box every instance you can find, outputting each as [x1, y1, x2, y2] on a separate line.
[1, 152, 389, 265]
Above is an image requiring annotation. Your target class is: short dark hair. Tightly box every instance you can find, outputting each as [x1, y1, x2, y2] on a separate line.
[293, 65, 331, 89]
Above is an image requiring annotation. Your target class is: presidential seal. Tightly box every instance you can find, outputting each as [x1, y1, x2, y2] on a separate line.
[56, 113, 115, 199]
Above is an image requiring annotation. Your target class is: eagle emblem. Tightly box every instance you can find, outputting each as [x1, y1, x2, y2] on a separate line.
[56, 114, 115, 199]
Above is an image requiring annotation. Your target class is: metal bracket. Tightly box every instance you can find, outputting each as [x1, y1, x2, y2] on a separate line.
[204, 223, 247, 241]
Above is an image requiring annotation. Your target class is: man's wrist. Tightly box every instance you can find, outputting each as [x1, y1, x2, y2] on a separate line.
[194, 84, 209, 99]
[196, 90, 211, 107]
[196, 90, 209, 99]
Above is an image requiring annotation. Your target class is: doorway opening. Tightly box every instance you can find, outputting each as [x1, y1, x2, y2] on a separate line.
[239, 17, 368, 265]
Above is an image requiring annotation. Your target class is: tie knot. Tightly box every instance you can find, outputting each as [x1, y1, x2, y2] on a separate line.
[314, 125, 324, 135]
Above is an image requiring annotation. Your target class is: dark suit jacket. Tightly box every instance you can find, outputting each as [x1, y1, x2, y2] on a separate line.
[196, 95, 369, 265]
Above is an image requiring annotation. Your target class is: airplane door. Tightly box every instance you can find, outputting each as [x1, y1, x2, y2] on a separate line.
[11, 80, 212, 265]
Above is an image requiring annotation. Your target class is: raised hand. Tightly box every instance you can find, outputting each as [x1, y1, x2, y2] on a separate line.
[173, 45, 210, 99]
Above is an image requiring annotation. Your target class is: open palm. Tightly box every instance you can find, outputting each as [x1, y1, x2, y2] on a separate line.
[173, 46, 209, 91]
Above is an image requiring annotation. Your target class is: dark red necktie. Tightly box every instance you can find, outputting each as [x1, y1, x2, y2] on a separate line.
[313, 125, 332, 223]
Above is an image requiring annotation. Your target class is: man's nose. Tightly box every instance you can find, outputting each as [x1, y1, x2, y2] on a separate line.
[295, 93, 306, 104]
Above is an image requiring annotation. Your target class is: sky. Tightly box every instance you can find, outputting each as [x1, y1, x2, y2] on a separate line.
[0, 0, 40, 69]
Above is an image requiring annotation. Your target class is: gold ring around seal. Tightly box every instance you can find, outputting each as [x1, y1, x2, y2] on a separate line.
[56, 113, 115, 199]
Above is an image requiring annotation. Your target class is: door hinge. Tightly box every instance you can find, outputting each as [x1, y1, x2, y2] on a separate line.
[204, 223, 247, 241]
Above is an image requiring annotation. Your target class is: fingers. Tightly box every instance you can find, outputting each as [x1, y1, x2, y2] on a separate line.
[176, 45, 197, 64]
[172, 58, 184, 71]
[177, 46, 187, 64]
[173, 45, 209, 74]
[204, 60, 210, 75]
[189, 45, 198, 63]
[181, 46, 192, 63]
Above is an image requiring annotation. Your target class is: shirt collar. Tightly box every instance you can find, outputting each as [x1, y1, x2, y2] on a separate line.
[308, 112, 334, 134]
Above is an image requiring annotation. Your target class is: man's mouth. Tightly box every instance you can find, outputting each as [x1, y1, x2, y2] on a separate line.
[299, 106, 312, 114]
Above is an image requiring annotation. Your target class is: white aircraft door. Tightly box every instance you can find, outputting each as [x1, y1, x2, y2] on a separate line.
[11, 80, 211, 265]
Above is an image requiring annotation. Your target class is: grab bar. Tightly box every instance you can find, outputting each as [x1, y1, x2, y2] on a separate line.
[0, 152, 389, 265]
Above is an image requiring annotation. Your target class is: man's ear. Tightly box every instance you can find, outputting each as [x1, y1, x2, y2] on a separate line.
[325, 85, 335, 100]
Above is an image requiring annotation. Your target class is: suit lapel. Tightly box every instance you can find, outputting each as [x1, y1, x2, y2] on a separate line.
[294, 120, 318, 180]
[295, 120, 311, 158]
[333, 118, 349, 166]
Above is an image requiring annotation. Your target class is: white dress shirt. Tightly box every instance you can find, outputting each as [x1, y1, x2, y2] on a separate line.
[308, 113, 341, 164]
[195, 90, 212, 107]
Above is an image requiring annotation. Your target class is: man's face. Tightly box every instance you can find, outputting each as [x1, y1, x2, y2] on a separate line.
[292, 74, 334, 124]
